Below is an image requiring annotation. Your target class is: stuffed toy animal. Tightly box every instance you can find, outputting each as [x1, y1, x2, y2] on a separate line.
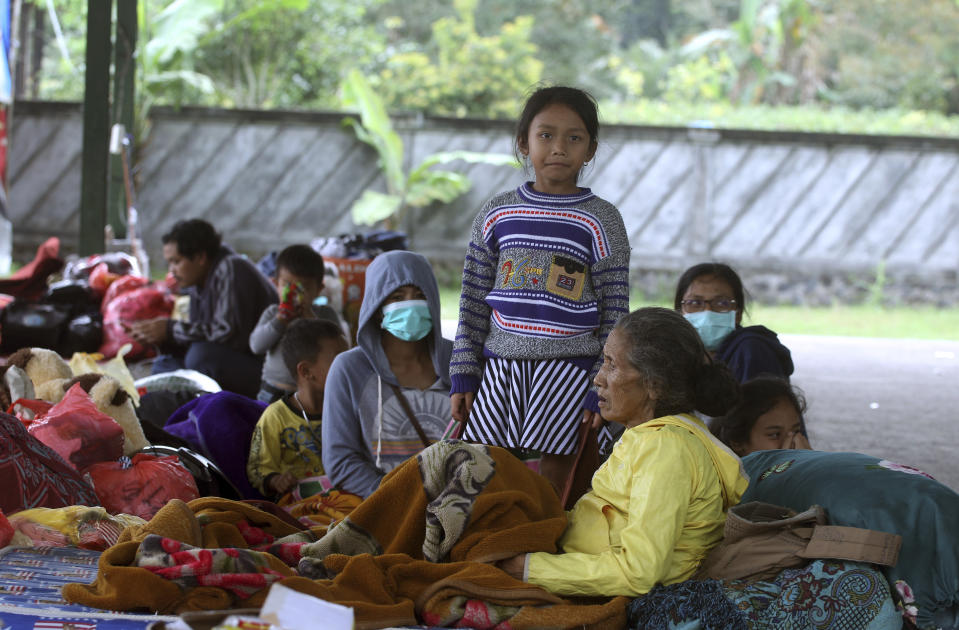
[5, 347, 73, 393]
[0, 365, 36, 415]
[35, 373, 150, 456]
[4, 347, 150, 455]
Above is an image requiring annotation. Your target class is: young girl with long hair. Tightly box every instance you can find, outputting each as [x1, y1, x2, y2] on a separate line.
[450, 86, 630, 491]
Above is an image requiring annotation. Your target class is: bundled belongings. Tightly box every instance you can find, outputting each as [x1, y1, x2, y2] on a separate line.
[0, 300, 71, 353]
[4, 505, 145, 549]
[86, 453, 200, 520]
[0, 237, 64, 302]
[741, 449, 959, 630]
[698, 501, 901, 582]
[0, 410, 98, 514]
[626, 558, 902, 630]
[164, 392, 268, 500]
[26, 382, 126, 472]
[63, 444, 628, 629]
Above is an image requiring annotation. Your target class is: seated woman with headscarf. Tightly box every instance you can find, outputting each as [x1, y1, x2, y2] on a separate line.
[496, 306, 748, 596]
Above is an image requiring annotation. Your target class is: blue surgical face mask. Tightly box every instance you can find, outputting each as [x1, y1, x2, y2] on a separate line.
[381, 299, 432, 341]
[684, 310, 736, 351]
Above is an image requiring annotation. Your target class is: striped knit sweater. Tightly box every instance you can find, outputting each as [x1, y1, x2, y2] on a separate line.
[451, 183, 630, 407]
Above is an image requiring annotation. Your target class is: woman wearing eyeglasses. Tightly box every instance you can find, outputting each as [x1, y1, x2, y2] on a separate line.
[674, 263, 793, 383]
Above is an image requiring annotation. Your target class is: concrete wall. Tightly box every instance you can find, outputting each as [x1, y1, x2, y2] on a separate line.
[9, 101, 959, 303]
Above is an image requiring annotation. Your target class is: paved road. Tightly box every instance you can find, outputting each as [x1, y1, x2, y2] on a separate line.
[785, 334, 959, 492]
[441, 321, 959, 491]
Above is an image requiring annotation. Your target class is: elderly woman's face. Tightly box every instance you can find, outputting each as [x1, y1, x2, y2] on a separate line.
[594, 327, 656, 428]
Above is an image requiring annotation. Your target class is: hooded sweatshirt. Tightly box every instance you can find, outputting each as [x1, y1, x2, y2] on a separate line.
[717, 324, 794, 383]
[321, 251, 453, 498]
[527, 413, 749, 596]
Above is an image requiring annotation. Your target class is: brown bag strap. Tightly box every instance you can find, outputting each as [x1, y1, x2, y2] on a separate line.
[389, 384, 432, 449]
[560, 421, 597, 509]
[799, 525, 902, 567]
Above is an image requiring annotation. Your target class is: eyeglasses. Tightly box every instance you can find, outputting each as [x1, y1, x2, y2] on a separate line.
[680, 297, 737, 313]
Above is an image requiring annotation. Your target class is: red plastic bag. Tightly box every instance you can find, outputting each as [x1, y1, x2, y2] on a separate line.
[6, 398, 54, 426]
[0, 510, 13, 547]
[88, 262, 121, 297]
[85, 453, 200, 519]
[99, 287, 175, 359]
[100, 274, 149, 313]
[27, 383, 125, 472]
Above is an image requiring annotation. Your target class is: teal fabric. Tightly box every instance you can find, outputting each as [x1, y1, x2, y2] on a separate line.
[742, 449, 959, 630]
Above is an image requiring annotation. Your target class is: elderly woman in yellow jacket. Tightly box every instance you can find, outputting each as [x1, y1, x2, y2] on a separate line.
[497, 306, 749, 596]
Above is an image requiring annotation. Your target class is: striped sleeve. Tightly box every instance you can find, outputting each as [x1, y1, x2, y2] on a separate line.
[450, 206, 497, 393]
[587, 207, 631, 397]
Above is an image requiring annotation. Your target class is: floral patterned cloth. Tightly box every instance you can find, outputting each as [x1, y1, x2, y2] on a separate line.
[135, 535, 288, 599]
[627, 560, 901, 630]
[725, 559, 901, 630]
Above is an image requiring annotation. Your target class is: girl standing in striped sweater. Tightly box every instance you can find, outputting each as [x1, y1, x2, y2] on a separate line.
[450, 86, 630, 492]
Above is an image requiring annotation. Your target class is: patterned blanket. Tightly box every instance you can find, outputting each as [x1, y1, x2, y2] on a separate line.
[63, 443, 627, 629]
[293, 440, 627, 629]
[627, 559, 902, 630]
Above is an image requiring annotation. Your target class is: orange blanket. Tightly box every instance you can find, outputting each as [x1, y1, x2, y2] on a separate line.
[63, 443, 627, 629]
[289, 442, 626, 628]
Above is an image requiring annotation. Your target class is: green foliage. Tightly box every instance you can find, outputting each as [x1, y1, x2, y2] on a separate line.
[373, 0, 542, 118]
[341, 70, 519, 227]
[818, 0, 959, 115]
[23, 0, 959, 134]
[139, 0, 222, 104]
[600, 99, 959, 138]
[191, 0, 386, 109]
[663, 53, 735, 103]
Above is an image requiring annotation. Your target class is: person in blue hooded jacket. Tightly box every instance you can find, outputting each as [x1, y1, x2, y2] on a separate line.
[674, 263, 793, 383]
[321, 250, 453, 498]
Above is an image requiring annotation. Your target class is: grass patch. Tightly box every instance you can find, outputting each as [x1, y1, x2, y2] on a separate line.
[439, 284, 959, 341]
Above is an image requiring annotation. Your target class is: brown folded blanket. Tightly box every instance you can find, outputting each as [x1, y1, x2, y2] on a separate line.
[63, 443, 627, 629]
[288, 441, 626, 628]
[62, 498, 311, 613]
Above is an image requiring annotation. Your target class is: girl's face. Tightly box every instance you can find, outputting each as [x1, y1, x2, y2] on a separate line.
[681, 274, 743, 326]
[519, 103, 596, 196]
[734, 398, 803, 456]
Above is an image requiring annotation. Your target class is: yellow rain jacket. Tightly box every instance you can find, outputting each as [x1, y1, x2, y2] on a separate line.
[527, 413, 749, 596]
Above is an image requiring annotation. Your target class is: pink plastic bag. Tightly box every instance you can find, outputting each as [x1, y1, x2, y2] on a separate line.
[100, 275, 149, 313]
[86, 453, 200, 519]
[99, 287, 175, 359]
[27, 383, 125, 472]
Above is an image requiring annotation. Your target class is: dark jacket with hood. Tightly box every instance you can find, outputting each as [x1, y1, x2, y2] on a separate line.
[716, 325, 794, 383]
[321, 251, 453, 498]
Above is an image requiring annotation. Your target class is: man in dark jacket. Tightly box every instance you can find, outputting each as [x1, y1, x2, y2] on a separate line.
[131, 219, 277, 397]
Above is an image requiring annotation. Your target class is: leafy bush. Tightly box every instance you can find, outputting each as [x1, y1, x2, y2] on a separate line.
[601, 99, 959, 138]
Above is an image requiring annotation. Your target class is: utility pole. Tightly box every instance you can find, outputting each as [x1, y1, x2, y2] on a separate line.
[78, 0, 113, 255]
[108, 0, 136, 239]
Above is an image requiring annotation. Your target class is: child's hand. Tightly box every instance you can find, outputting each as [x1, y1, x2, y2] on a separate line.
[269, 472, 298, 497]
[277, 282, 304, 322]
[781, 431, 812, 450]
[581, 409, 604, 429]
[451, 392, 474, 423]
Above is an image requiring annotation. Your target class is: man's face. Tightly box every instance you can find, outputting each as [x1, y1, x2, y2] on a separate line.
[163, 242, 209, 288]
